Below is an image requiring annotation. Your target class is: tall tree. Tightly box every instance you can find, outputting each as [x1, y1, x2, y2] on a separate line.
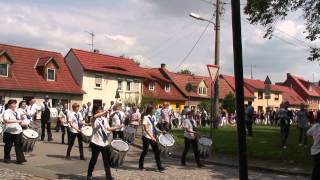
[244, 0, 320, 61]
[178, 69, 194, 75]
[221, 92, 236, 114]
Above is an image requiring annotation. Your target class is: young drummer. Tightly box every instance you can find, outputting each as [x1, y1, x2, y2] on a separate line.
[66, 103, 85, 160]
[16, 100, 32, 129]
[87, 105, 122, 180]
[139, 104, 165, 172]
[110, 103, 125, 139]
[3, 99, 26, 164]
[181, 110, 204, 168]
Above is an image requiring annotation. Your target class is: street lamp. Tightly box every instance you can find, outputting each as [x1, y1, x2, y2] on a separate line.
[189, 13, 216, 25]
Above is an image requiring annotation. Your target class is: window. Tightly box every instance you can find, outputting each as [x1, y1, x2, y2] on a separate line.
[95, 74, 102, 88]
[118, 80, 122, 90]
[47, 68, 55, 81]
[165, 84, 171, 92]
[126, 81, 131, 91]
[0, 64, 9, 77]
[149, 82, 155, 91]
[258, 91, 263, 99]
[198, 87, 207, 95]
[133, 81, 140, 92]
[274, 93, 279, 101]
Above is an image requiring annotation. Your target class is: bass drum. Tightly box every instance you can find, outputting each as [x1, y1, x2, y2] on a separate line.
[198, 136, 213, 158]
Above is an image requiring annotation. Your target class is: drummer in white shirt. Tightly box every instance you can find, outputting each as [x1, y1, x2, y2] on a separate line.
[87, 105, 122, 180]
[181, 109, 204, 168]
[59, 103, 70, 144]
[139, 104, 165, 172]
[16, 100, 32, 129]
[3, 99, 26, 164]
[66, 103, 85, 160]
[27, 98, 40, 121]
[110, 103, 126, 140]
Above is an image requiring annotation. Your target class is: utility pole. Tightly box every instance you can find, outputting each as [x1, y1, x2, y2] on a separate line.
[211, 0, 221, 131]
[85, 31, 95, 52]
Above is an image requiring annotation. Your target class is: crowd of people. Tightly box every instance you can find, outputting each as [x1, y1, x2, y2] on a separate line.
[0, 98, 207, 180]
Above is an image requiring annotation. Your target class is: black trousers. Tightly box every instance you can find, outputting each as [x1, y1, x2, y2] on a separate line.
[280, 124, 290, 147]
[87, 143, 112, 180]
[61, 126, 71, 144]
[298, 127, 308, 145]
[139, 136, 162, 170]
[3, 132, 25, 162]
[312, 152, 320, 180]
[113, 131, 124, 140]
[245, 121, 253, 136]
[66, 132, 84, 158]
[181, 137, 201, 165]
[41, 119, 52, 141]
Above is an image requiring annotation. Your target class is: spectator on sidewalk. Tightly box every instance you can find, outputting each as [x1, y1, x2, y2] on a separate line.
[245, 102, 254, 137]
[297, 104, 309, 147]
[307, 110, 320, 180]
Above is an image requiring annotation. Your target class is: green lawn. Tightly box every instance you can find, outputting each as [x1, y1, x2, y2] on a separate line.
[172, 125, 313, 165]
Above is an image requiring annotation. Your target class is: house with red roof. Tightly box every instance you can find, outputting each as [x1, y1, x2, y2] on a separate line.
[142, 64, 187, 111]
[65, 49, 148, 107]
[0, 43, 83, 107]
[281, 73, 320, 110]
[274, 85, 306, 109]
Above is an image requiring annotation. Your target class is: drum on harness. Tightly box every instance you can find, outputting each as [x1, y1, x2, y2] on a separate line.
[22, 129, 39, 153]
[81, 126, 93, 143]
[109, 139, 129, 168]
[198, 136, 213, 158]
[28, 121, 41, 136]
[123, 125, 136, 144]
[157, 133, 175, 156]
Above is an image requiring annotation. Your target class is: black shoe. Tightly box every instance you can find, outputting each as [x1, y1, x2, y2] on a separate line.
[48, 138, 53, 141]
[181, 162, 186, 166]
[87, 176, 93, 180]
[66, 156, 71, 160]
[16, 160, 26, 164]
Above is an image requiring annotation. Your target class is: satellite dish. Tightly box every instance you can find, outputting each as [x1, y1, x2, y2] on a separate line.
[186, 83, 193, 92]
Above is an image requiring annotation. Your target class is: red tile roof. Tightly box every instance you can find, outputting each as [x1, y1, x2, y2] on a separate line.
[244, 78, 282, 92]
[288, 74, 320, 97]
[69, 49, 150, 79]
[35, 56, 57, 68]
[142, 68, 186, 101]
[220, 75, 255, 99]
[275, 85, 306, 105]
[0, 43, 83, 94]
[165, 70, 212, 99]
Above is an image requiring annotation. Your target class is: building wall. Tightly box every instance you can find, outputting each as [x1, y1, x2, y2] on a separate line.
[251, 91, 282, 112]
[82, 71, 142, 106]
[65, 51, 84, 86]
[154, 100, 185, 112]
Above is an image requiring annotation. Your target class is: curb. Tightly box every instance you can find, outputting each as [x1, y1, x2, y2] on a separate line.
[131, 143, 311, 177]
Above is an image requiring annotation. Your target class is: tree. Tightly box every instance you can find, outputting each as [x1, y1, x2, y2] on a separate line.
[178, 69, 194, 75]
[221, 92, 236, 114]
[244, 0, 320, 61]
[198, 100, 211, 113]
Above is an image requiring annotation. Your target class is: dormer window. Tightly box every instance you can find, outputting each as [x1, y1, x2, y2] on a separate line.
[149, 82, 155, 91]
[198, 87, 207, 95]
[0, 64, 9, 77]
[47, 68, 55, 81]
[165, 84, 171, 92]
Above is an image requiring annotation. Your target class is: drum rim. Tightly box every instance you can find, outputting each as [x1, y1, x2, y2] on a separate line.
[111, 139, 129, 152]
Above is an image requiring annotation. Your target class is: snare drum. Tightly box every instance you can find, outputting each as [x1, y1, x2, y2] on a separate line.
[109, 139, 129, 168]
[198, 136, 213, 158]
[81, 126, 93, 143]
[123, 126, 136, 144]
[158, 133, 175, 156]
[22, 129, 39, 153]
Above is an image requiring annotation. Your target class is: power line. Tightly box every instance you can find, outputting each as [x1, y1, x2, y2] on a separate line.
[174, 16, 214, 71]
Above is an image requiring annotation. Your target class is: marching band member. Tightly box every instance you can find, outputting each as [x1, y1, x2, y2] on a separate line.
[181, 110, 204, 168]
[3, 99, 26, 164]
[111, 103, 125, 139]
[59, 103, 70, 144]
[129, 106, 141, 130]
[27, 98, 40, 121]
[16, 100, 32, 129]
[86, 102, 93, 123]
[87, 105, 122, 180]
[40, 95, 53, 141]
[159, 103, 172, 132]
[139, 104, 165, 172]
[66, 103, 85, 160]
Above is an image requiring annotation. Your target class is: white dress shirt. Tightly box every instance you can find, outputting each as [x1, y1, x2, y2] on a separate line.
[91, 117, 110, 147]
[112, 111, 125, 131]
[142, 115, 157, 140]
[3, 109, 22, 134]
[68, 111, 84, 134]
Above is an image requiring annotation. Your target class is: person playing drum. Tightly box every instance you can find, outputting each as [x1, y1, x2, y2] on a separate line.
[3, 99, 26, 164]
[66, 103, 85, 160]
[139, 104, 165, 172]
[59, 103, 70, 144]
[16, 100, 32, 129]
[181, 109, 204, 168]
[87, 105, 122, 180]
[110, 103, 125, 140]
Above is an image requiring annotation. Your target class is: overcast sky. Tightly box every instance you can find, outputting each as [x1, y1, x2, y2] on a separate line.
[0, 0, 319, 83]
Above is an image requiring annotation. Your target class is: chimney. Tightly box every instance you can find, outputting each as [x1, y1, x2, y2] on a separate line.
[161, 63, 166, 69]
[93, 49, 100, 53]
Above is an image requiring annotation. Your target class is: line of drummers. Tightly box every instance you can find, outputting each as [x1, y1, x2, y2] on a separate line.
[0, 97, 212, 180]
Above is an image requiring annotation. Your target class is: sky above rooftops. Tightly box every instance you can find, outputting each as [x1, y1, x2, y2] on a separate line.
[0, 0, 319, 83]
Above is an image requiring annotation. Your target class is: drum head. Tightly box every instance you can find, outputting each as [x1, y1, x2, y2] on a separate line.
[158, 134, 175, 147]
[81, 126, 93, 136]
[124, 126, 136, 133]
[111, 140, 129, 152]
[23, 129, 39, 139]
[198, 137, 213, 146]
